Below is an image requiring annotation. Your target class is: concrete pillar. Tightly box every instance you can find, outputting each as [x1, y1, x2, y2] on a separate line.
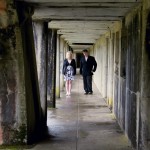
[0, 0, 28, 145]
[65, 42, 69, 53]
[102, 39, 108, 98]
[124, 13, 141, 148]
[17, 2, 46, 144]
[119, 20, 127, 131]
[113, 32, 120, 119]
[56, 34, 60, 98]
[60, 38, 65, 91]
[140, 3, 150, 149]
[106, 38, 114, 109]
[47, 29, 57, 108]
[32, 21, 48, 128]
[110, 34, 115, 111]
[0, 0, 47, 145]
[93, 38, 108, 99]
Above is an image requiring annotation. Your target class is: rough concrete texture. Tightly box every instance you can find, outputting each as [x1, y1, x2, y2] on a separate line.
[140, 0, 150, 149]
[91, 7, 143, 149]
[0, 0, 27, 145]
[27, 75, 133, 150]
[47, 29, 57, 107]
[33, 21, 48, 126]
[59, 38, 65, 91]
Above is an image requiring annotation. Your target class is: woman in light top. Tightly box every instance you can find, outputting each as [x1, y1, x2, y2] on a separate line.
[62, 51, 76, 96]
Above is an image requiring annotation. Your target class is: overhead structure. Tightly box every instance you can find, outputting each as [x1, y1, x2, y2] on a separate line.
[17, 0, 141, 51]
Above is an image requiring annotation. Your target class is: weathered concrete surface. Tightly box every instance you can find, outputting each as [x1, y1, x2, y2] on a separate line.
[91, 6, 143, 149]
[140, 0, 150, 149]
[33, 21, 48, 127]
[124, 12, 142, 148]
[28, 0, 141, 53]
[56, 34, 60, 98]
[0, 0, 27, 145]
[47, 29, 57, 108]
[59, 37, 65, 91]
[27, 75, 132, 150]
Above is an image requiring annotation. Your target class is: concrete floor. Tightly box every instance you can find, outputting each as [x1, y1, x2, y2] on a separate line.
[29, 75, 133, 150]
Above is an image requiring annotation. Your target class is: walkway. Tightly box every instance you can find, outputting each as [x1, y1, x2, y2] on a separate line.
[30, 75, 133, 150]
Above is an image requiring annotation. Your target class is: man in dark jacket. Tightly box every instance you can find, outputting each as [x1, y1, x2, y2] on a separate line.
[80, 49, 97, 94]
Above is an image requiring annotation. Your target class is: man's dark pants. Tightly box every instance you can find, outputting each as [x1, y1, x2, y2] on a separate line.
[83, 75, 92, 93]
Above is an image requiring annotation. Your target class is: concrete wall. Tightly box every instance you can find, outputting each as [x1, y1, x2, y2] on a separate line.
[0, 0, 49, 145]
[93, 37, 108, 98]
[140, 0, 150, 149]
[0, 0, 27, 144]
[16, 2, 47, 144]
[92, 2, 150, 149]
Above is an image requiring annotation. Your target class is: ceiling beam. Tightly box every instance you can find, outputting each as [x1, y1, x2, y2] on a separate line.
[33, 7, 130, 20]
[57, 29, 107, 35]
[49, 20, 115, 29]
[67, 39, 96, 43]
[17, 0, 141, 51]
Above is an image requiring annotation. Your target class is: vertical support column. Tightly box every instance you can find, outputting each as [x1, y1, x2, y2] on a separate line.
[107, 38, 112, 109]
[32, 21, 48, 128]
[56, 34, 60, 98]
[140, 9, 150, 150]
[119, 19, 127, 131]
[105, 38, 109, 99]
[60, 38, 65, 91]
[0, 0, 28, 145]
[47, 29, 57, 108]
[107, 35, 114, 110]
[16, 2, 45, 144]
[103, 38, 108, 98]
[65, 42, 69, 54]
[113, 31, 120, 119]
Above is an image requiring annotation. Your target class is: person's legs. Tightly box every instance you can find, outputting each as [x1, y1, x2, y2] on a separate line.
[68, 80, 72, 95]
[83, 76, 88, 93]
[87, 76, 93, 93]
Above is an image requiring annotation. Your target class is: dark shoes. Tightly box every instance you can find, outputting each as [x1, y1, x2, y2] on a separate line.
[84, 92, 93, 95]
[88, 92, 93, 94]
[84, 92, 88, 95]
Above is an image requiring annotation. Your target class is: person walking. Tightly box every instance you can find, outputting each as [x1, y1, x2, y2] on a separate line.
[80, 49, 97, 94]
[62, 51, 76, 96]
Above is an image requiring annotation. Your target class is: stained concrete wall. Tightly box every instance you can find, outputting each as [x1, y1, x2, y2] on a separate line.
[33, 21, 48, 128]
[56, 34, 60, 98]
[140, 0, 150, 149]
[92, 20, 140, 146]
[16, 2, 48, 144]
[91, 3, 150, 149]
[60, 37, 65, 91]
[123, 12, 141, 148]
[47, 29, 57, 108]
[0, 0, 27, 144]
[93, 37, 108, 98]
[0, 0, 49, 145]
[0, 0, 31, 145]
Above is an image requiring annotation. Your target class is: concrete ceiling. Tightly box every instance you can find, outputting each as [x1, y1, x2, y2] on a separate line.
[17, 0, 141, 51]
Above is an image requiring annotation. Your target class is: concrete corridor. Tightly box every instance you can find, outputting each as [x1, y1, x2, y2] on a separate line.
[29, 75, 133, 150]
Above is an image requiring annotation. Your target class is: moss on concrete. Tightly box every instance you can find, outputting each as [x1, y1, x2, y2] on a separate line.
[10, 124, 27, 145]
